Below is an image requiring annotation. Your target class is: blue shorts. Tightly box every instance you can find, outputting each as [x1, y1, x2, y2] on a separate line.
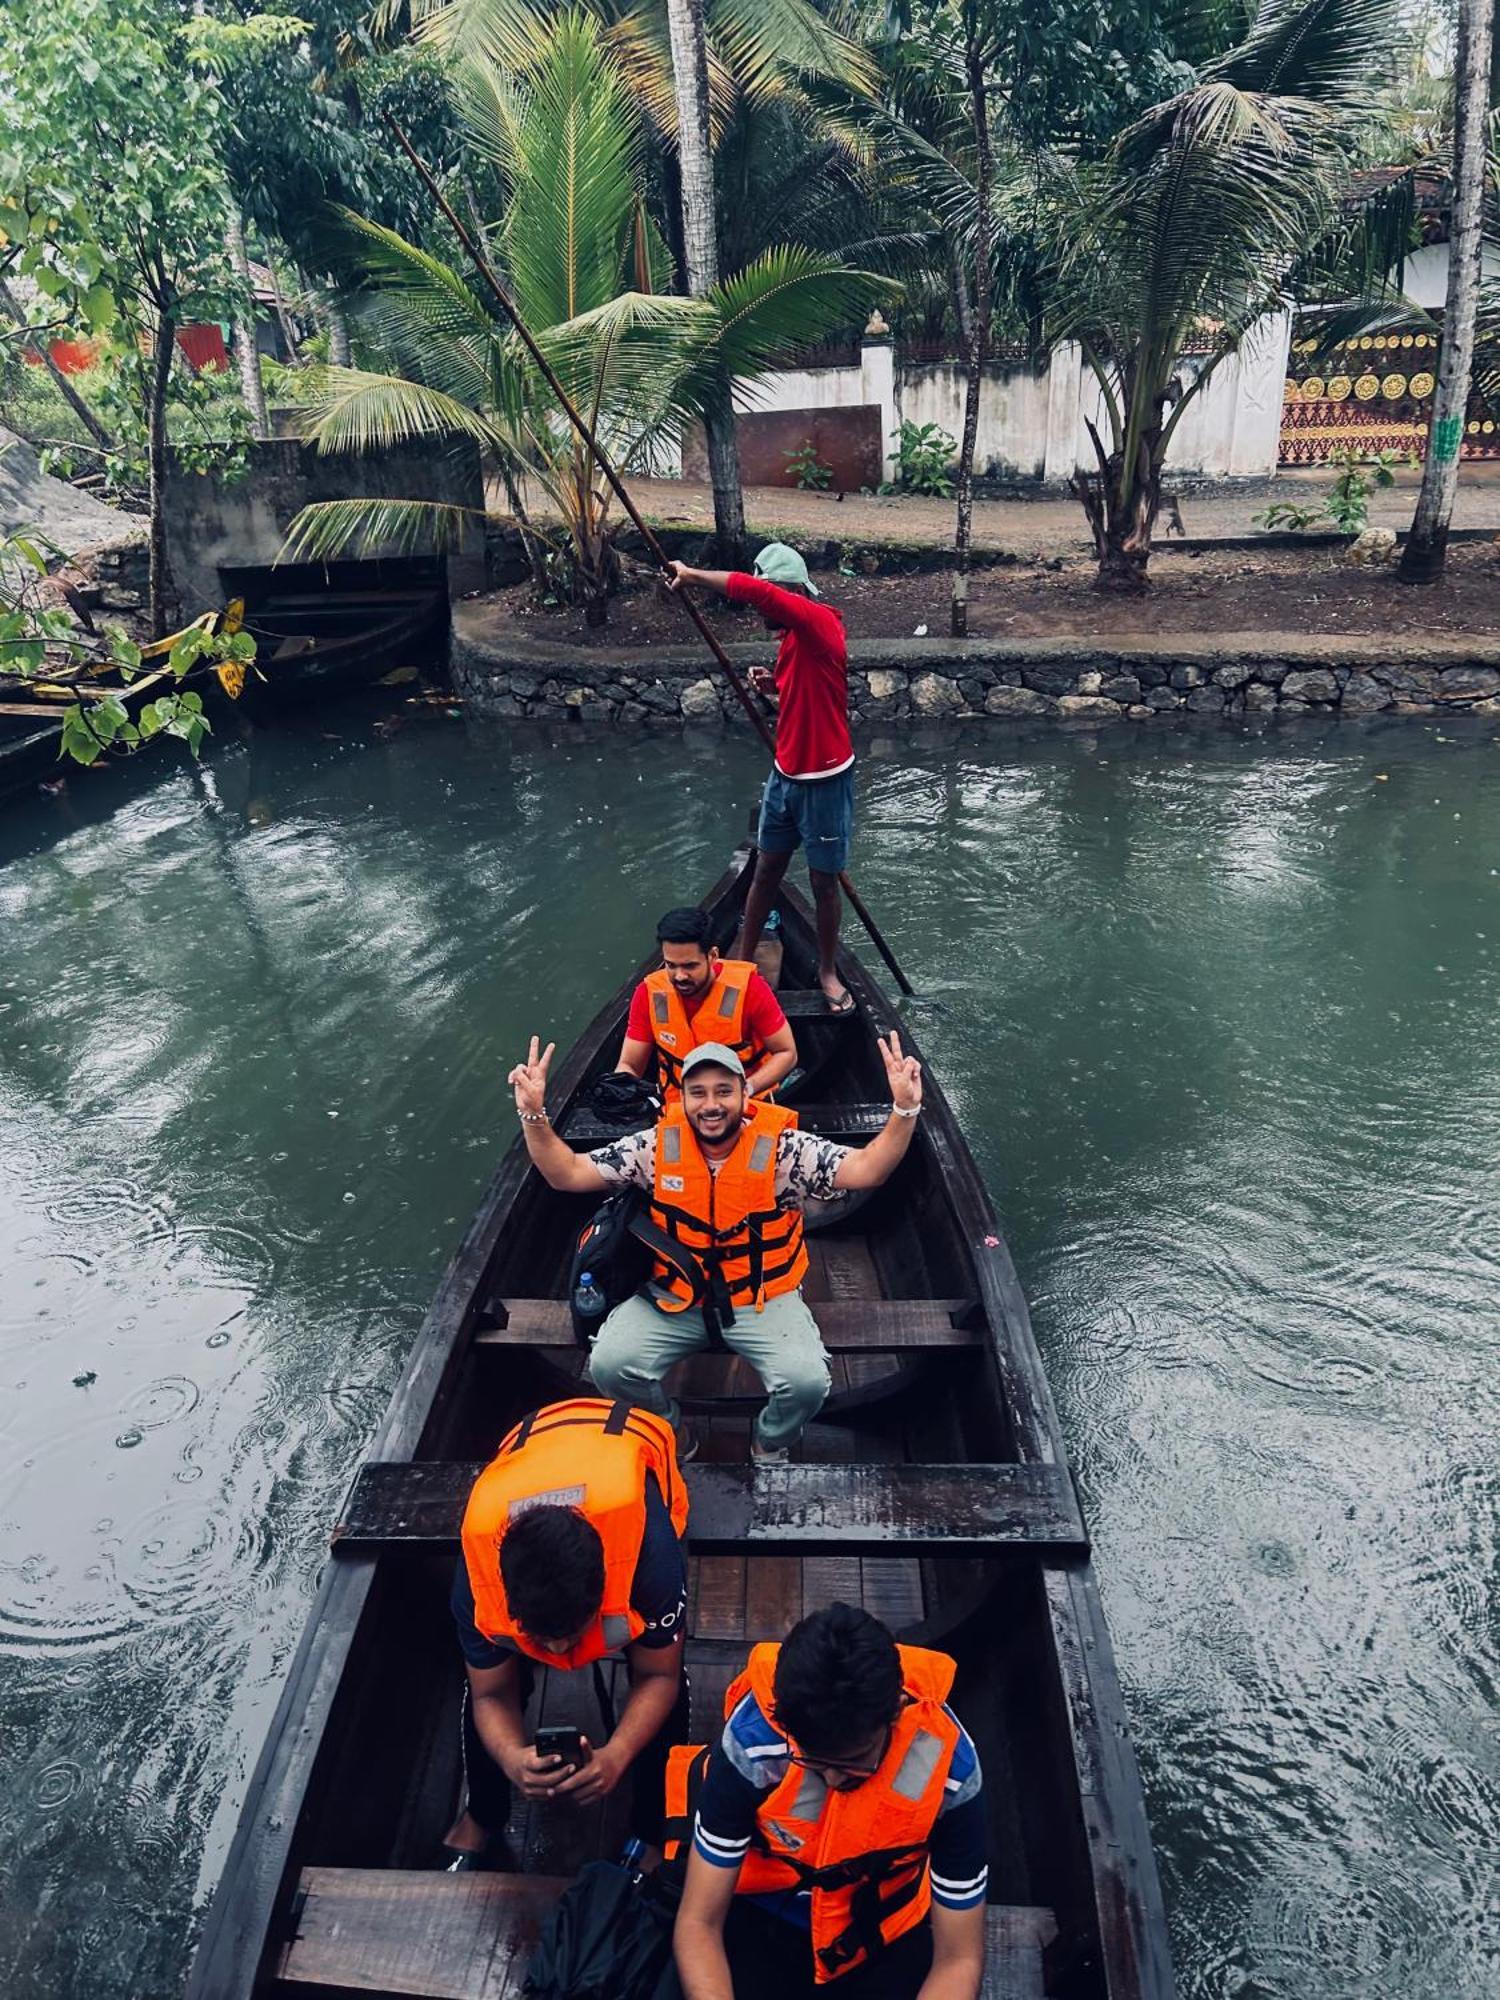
[757, 767, 854, 875]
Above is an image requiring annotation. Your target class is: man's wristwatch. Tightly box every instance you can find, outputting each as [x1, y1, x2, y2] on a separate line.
[892, 1103, 921, 1119]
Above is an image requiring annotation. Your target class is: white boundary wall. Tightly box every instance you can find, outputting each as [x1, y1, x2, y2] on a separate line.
[697, 312, 1294, 485]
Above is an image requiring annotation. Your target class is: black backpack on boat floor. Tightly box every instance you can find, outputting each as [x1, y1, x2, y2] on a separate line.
[524, 1859, 682, 2000]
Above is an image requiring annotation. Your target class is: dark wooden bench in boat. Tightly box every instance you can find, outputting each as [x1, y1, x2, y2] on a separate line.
[332, 1459, 1089, 1553]
[475, 1297, 978, 1350]
[278, 1867, 1060, 1998]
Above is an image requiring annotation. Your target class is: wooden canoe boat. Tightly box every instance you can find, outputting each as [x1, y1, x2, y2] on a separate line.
[187, 854, 1176, 2000]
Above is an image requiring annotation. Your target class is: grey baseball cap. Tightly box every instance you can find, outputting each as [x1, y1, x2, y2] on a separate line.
[681, 1042, 746, 1079]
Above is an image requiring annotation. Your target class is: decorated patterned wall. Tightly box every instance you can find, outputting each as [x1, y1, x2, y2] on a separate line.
[1280, 315, 1500, 464]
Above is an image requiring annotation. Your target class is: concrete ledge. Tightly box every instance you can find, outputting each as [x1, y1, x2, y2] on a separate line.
[452, 602, 1500, 725]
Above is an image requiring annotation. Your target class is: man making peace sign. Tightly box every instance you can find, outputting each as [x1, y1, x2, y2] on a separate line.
[507, 1031, 924, 1463]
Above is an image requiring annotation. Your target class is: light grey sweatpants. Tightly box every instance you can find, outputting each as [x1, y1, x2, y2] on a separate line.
[587, 1289, 831, 1450]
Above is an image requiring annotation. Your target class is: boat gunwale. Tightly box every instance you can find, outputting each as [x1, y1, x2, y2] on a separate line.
[185, 852, 754, 1997]
[188, 848, 1175, 2000]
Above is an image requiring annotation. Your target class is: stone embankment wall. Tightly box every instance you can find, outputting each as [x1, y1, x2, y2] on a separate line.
[451, 612, 1500, 726]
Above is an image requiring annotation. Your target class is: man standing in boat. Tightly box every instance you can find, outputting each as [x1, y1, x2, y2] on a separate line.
[444, 1395, 690, 1869]
[668, 1603, 988, 1999]
[615, 903, 798, 1102]
[668, 545, 856, 1015]
[507, 1032, 923, 1463]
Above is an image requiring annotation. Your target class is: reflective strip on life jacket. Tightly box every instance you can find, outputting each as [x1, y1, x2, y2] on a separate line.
[647, 1099, 807, 1320]
[460, 1397, 688, 1670]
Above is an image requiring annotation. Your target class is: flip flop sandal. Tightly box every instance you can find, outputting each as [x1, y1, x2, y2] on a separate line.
[825, 988, 856, 1015]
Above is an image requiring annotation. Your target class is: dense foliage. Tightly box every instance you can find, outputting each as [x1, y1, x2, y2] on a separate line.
[0, 0, 1490, 601]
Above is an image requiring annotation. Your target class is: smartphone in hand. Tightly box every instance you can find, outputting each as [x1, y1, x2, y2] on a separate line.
[534, 1725, 589, 1771]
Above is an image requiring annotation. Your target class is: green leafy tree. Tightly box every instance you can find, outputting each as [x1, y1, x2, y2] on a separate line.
[286, 12, 887, 622]
[0, 0, 264, 631]
[1045, 0, 1406, 591]
[0, 523, 255, 766]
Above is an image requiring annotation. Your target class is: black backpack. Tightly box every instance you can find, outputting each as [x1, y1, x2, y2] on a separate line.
[524, 1859, 682, 2000]
[567, 1188, 652, 1345]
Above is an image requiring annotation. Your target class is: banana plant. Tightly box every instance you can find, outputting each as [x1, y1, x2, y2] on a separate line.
[285, 12, 888, 622]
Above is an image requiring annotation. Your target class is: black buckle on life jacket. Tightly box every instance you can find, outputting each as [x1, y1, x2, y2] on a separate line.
[745, 1837, 930, 1978]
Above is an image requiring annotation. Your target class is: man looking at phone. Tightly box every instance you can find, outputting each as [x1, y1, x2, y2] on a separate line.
[444, 1396, 690, 1869]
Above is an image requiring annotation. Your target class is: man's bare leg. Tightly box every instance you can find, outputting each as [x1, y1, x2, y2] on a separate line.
[809, 868, 850, 1007]
[734, 848, 793, 959]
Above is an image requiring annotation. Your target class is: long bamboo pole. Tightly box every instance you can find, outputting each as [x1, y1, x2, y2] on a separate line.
[384, 115, 917, 1000]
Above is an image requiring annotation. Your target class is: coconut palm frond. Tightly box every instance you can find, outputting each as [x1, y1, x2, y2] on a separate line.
[1472, 281, 1500, 406]
[280, 497, 486, 564]
[692, 247, 897, 403]
[1295, 295, 1435, 356]
[332, 209, 502, 343]
[451, 52, 532, 174]
[409, 0, 552, 72]
[502, 13, 648, 331]
[704, 0, 876, 103]
[602, 8, 738, 142]
[298, 366, 507, 457]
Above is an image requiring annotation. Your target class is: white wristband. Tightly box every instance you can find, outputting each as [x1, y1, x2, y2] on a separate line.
[892, 1103, 921, 1119]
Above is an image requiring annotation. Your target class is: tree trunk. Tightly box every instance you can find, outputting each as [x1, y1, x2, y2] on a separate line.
[498, 457, 549, 595]
[951, 46, 992, 638]
[664, 0, 746, 562]
[326, 297, 352, 368]
[147, 304, 178, 638]
[1071, 416, 1158, 595]
[0, 275, 116, 452]
[1399, 0, 1493, 583]
[225, 211, 270, 439]
[268, 259, 305, 367]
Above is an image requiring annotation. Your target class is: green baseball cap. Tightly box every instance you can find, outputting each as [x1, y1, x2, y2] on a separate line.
[753, 541, 820, 597]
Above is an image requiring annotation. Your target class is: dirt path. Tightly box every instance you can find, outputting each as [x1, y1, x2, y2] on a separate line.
[503, 465, 1500, 553]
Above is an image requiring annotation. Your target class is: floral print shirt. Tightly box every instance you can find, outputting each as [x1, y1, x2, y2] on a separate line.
[587, 1124, 849, 1208]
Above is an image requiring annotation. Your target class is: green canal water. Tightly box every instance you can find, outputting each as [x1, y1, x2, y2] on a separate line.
[0, 710, 1496, 1999]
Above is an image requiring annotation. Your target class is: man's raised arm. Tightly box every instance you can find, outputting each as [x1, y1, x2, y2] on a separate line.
[508, 1035, 609, 1194]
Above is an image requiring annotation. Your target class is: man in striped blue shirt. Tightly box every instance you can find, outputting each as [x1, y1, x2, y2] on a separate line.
[672, 1605, 987, 1999]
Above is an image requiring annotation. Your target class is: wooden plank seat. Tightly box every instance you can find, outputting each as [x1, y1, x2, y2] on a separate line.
[279, 1869, 1057, 1998]
[332, 1461, 1088, 1554]
[475, 1298, 977, 1351]
[563, 1102, 893, 1147]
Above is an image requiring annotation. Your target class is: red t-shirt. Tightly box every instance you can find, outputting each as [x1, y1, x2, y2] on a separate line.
[626, 963, 787, 1047]
[725, 573, 851, 781]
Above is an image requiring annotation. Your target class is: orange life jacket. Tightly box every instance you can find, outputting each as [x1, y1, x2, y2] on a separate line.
[664, 1643, 962, 1983]
[647, 1099, 808, 1324]
[644, 961, 762, 1101]
[459, 1398, 688, 1670]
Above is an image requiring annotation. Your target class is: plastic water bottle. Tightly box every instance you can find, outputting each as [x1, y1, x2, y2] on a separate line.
[572, 1269, 608, 1331]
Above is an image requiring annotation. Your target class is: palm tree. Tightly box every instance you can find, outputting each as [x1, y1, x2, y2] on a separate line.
[663, 0, 744, 560]
[1399, 0, 1495, 582]
[406, 0, 873, 552]
[1046, 0, 1404, 591]
[284, 13, 885, 623]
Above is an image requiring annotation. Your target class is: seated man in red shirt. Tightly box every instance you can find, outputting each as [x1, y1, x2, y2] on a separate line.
[668, 544, 854, 1013]
[617, 905, 797, 1102]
